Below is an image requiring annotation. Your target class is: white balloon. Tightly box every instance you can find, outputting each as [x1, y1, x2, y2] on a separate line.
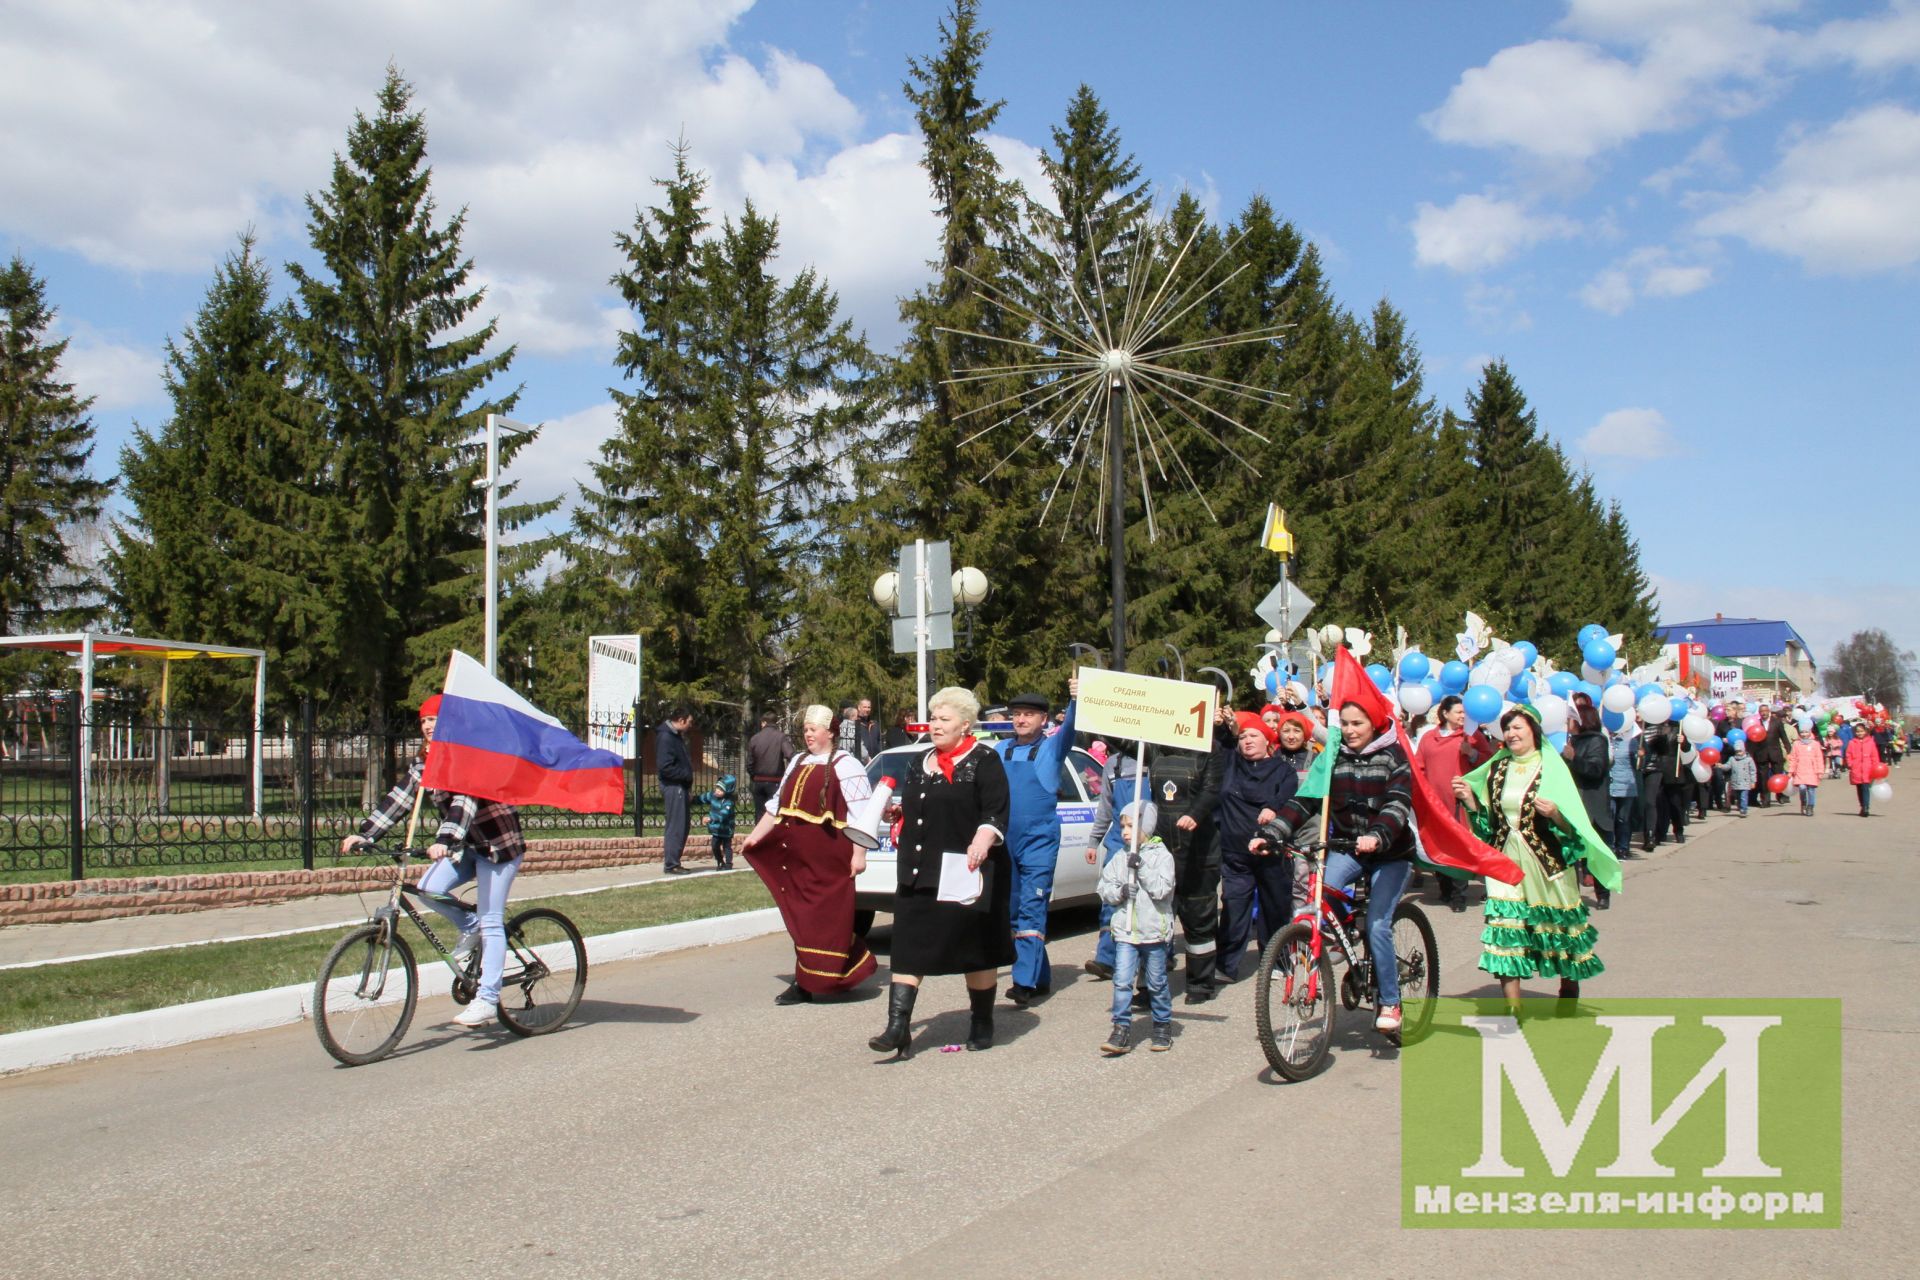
[1535, 694, 1570, 734]
[1691, 760, 1711, 783]
[1637, 693, 1672, 725]
[1469, 662, 1499, 687]
[1501, 649, 1528, 675]
[1681, 714, 1714, 743]
[1601, 684, 1636, 715]
[1580, 662, 1605, 684]
[1399, 684, 1434, 717]
[1871, 781, 1893, 803]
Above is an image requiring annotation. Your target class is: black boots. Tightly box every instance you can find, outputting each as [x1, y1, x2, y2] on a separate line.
[869, 983, 917, 1060]
[967, 985, 996, 1051]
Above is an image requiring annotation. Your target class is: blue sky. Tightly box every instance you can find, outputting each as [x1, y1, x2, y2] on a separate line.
[4, 1, 1915, 668]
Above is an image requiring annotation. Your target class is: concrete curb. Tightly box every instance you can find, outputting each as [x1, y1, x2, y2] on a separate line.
[0, 907, 783, 1075]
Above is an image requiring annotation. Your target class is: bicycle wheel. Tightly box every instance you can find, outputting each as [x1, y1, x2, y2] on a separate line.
[313, 925, 417, 1066]
[1390, 902, 1441, 1043]
[1253, 921, 1337, 1081]
[495, 907, 587, 1036]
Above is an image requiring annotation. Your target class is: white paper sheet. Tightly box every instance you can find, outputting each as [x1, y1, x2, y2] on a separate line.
[937, 851, 982, 904]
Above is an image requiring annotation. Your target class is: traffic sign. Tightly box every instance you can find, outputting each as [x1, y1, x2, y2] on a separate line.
[1255, 577, 1314, 638]
[1075, 667, 1218, 752]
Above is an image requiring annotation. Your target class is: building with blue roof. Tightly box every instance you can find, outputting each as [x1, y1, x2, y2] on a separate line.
[1656, 615, 1818, 695]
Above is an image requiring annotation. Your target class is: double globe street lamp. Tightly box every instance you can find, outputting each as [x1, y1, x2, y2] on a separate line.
[872, 560, 989, 722]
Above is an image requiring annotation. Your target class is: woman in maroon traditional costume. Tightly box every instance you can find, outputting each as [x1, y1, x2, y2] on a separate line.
[740, 705, 877, 1005]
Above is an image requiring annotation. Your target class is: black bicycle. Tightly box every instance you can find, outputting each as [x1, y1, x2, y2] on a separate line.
[313, 848, 587, 1066]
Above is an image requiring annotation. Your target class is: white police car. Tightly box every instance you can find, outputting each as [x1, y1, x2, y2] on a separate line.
[851, 739, 1103, 921]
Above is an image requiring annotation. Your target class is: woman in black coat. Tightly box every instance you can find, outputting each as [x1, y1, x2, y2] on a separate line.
[869, 686, 1012, 1060]
[1212, 712, 1300, 985]
[1563, 697, 1613, 908]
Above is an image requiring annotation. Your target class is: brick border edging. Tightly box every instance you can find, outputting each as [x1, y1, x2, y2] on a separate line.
[0, 837, 670, 926]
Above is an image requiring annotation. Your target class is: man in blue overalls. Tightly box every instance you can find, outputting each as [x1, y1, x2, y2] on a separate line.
[995, 679, 1077, 1007]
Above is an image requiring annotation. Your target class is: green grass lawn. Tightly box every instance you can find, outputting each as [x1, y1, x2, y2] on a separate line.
[0, 871, 773, 1035]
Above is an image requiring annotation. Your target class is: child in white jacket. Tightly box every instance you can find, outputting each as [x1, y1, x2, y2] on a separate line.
[1097, 801, 1176, 1054]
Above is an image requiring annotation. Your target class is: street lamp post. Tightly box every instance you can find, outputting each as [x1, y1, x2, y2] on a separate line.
[874, 552, 988, 722]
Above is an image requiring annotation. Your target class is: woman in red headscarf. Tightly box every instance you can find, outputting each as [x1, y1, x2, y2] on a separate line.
[1212, 711, 1299, 985]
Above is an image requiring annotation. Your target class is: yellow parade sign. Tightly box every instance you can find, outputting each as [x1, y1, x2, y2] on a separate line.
[1075, 667, 1219, 753]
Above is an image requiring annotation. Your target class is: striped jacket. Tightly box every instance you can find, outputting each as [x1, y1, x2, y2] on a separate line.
[1259, 739, 1416, 865]
[358, 761, 526, 864]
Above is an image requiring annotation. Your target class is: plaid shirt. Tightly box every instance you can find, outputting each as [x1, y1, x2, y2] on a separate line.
[358, 761, 526, 864]
[1263, 740, 1416, 863]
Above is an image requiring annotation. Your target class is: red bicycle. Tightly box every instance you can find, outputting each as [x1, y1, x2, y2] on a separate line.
[1251, 837, 1439, 1081]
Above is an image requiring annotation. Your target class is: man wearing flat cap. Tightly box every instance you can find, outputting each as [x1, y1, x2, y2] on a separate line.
[993, 677, 1079, 1006]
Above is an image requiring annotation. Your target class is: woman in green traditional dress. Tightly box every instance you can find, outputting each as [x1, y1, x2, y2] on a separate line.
[1451, 706, 1621, 1011]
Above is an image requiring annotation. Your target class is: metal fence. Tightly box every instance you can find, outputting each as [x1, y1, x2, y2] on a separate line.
[0, 695, 744, 881]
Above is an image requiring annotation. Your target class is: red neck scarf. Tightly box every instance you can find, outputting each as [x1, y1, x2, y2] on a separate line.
[933, 736, 978, 782]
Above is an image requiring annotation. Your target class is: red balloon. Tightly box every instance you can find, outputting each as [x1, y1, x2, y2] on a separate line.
[1698, 747, 1722, 766]
[1872, 762, 1890, 781]
[1766, 773, 1790, 794]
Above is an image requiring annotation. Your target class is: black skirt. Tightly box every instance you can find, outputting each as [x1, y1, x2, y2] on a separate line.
[888, 847, 1014, 976]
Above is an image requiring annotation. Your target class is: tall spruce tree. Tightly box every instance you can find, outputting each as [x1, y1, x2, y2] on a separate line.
[0, 255, 112, 638]
[283, 68, 541, 728]
[570, 146, 876, 727]
[112, 235, 328, 712]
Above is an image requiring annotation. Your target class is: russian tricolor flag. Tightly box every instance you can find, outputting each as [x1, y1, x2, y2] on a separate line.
[420, 651, 627, 814]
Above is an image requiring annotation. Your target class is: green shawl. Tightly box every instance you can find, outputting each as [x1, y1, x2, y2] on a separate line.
[1461, 744, 1624, 892]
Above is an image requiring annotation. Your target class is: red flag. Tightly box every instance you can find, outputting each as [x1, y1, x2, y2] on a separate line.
[1326, 646, 1522, 885]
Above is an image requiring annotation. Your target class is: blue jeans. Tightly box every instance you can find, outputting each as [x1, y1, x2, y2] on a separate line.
[420, 850, 521, 1004]
[1607, 795, 1635, 856]
[1322, 852, 1413, 1008]
[1736, 788, 1749, 815]
[1799, 785, 1817, 811]
[1111, 939, 1171, 1025]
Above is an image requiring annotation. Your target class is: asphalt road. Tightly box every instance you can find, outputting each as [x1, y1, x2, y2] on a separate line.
[3, 792, 1913, 1278]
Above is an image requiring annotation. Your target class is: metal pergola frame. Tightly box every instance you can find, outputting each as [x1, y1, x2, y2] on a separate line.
[0, 632, 267, 823]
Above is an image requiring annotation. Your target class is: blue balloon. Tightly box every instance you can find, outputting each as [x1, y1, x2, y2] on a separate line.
[1547, 731, 1568, 752]
[1514, 641, 1538, 670]
[1398, 651, 1431, 683]
[1317, 662, 1333, 686]
[1583, 639, 1616, 671]
[1366, 663, 1392, 692]
[1669, 696, 1689, 722]
[1422, 676, 1445, 699]
[1306, 687, 1319, 707]
[1635, 683, 1660, 703]
[1507, 674, 1531, 700]
[1605, 673, 1630, 688]
[1706, 735, 1724, 753]
[1548, 671, 1579, 698]
[1463, 685, 1502, 724]
[1578, 623, 1608, 649]
[1265, 670, 1280, 696]
[1601, 708, 1626, 731]
[1727, 729, 1747, 747]
[1439, 660, 1470, 693]
[1577, 680, 1603, 702]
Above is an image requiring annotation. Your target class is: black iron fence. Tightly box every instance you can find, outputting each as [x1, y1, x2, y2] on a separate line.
[0, 695, 744, 881]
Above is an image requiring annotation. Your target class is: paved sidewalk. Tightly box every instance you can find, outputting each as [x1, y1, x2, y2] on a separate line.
[0, 858, 741, 967]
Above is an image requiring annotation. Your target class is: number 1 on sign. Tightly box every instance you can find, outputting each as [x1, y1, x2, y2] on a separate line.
[1190, 701, 1208, 738]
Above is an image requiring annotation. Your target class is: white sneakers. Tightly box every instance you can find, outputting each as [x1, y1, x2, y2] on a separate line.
[1375, 1005, 1403, 1033]
[453, 1000, 498, 1027]
[452, 928, 481, 963]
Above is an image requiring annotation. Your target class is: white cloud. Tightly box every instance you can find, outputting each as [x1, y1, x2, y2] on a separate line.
[1695, 103, 1920, 273]
[0, 0, 923, 358]
[1803, 0, 1920, 74]
[1423, 2, 1789, 163]
[1643, 131, 1737, 194]
[505, 400, 619, 513]
[1580, 407, 1682, 460]
[1579, 245, 1714, 313]
[1463, 281, 1533, 331]
[1411, 194, 1579, 273]
[56, 326, 165, 411]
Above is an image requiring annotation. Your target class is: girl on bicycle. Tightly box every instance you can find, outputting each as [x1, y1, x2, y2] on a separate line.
[1251, 700, 1417, 1035]
[1452, 706, 1618, 1013]
[339, 694, 526, 1028]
